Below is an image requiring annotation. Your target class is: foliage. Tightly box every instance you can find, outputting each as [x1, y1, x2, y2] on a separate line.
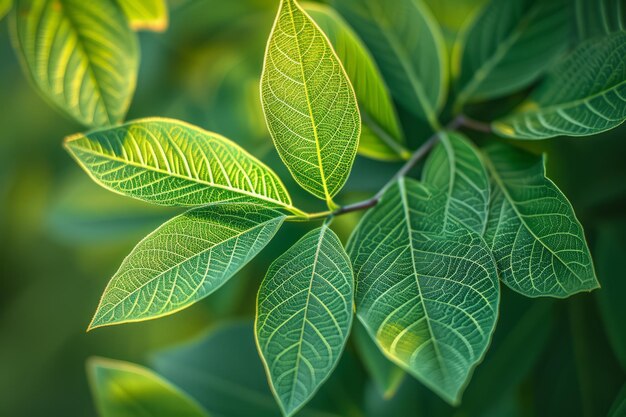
[1, 0, 625, 416]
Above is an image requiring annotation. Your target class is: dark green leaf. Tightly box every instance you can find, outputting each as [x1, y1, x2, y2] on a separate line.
[575, 0, 625, 40]
[483, 142, 599, 297]
[334, 0, 447, 129]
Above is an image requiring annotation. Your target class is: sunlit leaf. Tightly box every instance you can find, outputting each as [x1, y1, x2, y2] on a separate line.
[88, 204, 285, 330]
[334, 0, 447, 129]
[13, 0, 138, 127]
[117, 0, 168, 32]
[0, 0, 11, 21]
[256, 225, 354, 416]
[353, 320, 405, 399]
[87, 357, 208, 417]
[261, 0, 360, 207]
[493, 32, 626, 139]
[575, 0, 625, 40]
[453, 0, 570, 108]
[482, 142, 599, 297]
[348, 178, 499, 404]
[64, 118, 297, 212]
[422, 132, 490, 234]
[304, 3, 408, 161]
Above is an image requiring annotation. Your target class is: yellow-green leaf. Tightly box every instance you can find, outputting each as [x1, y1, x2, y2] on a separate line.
[88, 357, 209, 417]
[64, 118, 297, 212]
[89, 204, 285, 330]
[304, 2, 408, 161]
[0, 0, 11, 21]
[13, 0, 139, 127]
[117, 0, 168, 32]
[261, 0, 361, 207]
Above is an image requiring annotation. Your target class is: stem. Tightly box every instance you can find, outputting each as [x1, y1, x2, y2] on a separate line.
[285, 114, 488, 223]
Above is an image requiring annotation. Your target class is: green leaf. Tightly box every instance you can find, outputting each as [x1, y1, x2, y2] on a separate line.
[88, 204, 285, 330]
[0, 0, 11, 21]
[12, 0, 138, 127]
[304, 3, 408, 161]
[117, 0, 168, 32]
[453, 0, 570, 108]
[595, 221, 626, 371]
[64, 118, 298, 212]
[348, 178, 500, 404]
[422, 132, 490, 235]
[333, 0, 447, 129]
[575, 0, 625, 40]
[493, 32, 626, 139]
[87, 357, 209, 417]
[482, 142, 599, 297]
[261, 0, 360, 207]
[256, 225, 354, 416]
[353, 320, 405, 399]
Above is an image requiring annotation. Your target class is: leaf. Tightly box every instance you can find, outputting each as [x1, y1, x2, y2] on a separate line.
[88, 204, 285, 330]
[261, 0, 360, 207]
[117, 0, 168, 32]
[482, 142, 599, 297]
[12, 0, 139, 127]
[256, 225, 354, 416]
[87, 357, 209, 417]
[64, 118, 297, 212]
[347, 178, 500, 404]
[353, 320, 405, 399]
[422, 132, 490, 234]
[333, 0, 447, 129]
[0, 0, 11, 21]
[575, 0, 625, 40]
[304, 3, 408, 161]
[453, 0, 570, 108]
[493, 32, 626, 139]
[595, 221, 626, 371]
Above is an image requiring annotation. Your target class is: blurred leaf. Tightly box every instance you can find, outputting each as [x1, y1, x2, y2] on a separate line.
[88, 204, 285, 330]
[483, 142, 599, 297]
[575, 0, 626, 41]
[493, 32, 626, 139]
[0, 0, 11, 20]
[64, 118, 297, 212]
[453, 0, 570, 108]
[305, 3, 408, 161]
[348, 178, 499, 404]
[261, 0, 360, 207]
[424, 0, 487, 48]
[12, 0, 138, 127]
[422, 132, 489, 234]
[117, 0, 168, 32]
[608, 385, 626, 417]
[152, 321, 363, 417]
[334, 0, 447, 129]
[88, 357, 209, 417]
[353, 320, 404, 399]
[256, 225, 354, 416]
[595, 221, 626, 371]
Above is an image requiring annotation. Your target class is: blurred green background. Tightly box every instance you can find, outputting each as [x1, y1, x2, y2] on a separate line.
[1, 1, 625, 416]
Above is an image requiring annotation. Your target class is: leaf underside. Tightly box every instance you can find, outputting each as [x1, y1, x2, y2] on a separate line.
[261, 0, 360, 204]
[13, 0, 138, 127]
[65, 118, 294, 210]
[493, 32, 626, 139]
[483, 142, 599, 297]
[89, 204, 285, 329]
[256, 225, 354, 416]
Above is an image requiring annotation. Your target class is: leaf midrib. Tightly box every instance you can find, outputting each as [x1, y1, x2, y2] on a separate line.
[284, 0, 333, 206]
[67, 143, 294, 210]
